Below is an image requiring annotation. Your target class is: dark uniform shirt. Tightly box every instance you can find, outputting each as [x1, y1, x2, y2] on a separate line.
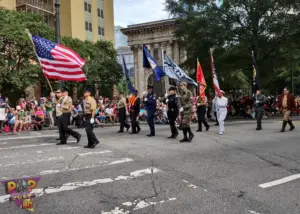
[144, 92, 156, 111]
[165, 94, 179, 111]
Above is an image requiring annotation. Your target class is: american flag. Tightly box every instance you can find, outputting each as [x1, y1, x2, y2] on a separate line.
[32, 36, 86, 82]
[210, 51, 222, 97]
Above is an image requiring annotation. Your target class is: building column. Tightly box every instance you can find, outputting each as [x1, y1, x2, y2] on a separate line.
[132, 45, 139, 95]
[173, 41, 180, 64]
[137, 44, 145, 97]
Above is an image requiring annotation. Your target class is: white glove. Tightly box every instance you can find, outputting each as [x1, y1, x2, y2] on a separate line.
[144, 98, 148, 102]
[165, 93, 168, 98]
[166, 99, 169, 103]
[56, 104, 61, 108]
[256, 100, 259, 104]
[90, 118, 95, 124]
[180, 107, 183, 112]
[197, 103, 200, 106]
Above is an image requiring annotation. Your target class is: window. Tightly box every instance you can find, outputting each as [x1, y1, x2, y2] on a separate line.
[97, 8, 100, 17]
[85, 21, 89, 31]
[101, 27, 105, 36]
[84, 1, 91, 13]
[98, 26, 101, 35]
[89, 22, 92, 32]
[101, 9, 104, 18]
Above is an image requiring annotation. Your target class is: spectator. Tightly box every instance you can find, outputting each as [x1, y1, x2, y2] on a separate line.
[105, 104, 116, 124]
[32, 106, 45, 130]
[45, 97, 54, 127]
[13, 106, 25, 133]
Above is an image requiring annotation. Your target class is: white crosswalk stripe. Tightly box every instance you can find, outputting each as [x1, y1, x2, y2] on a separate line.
[0, 140, 180, 213]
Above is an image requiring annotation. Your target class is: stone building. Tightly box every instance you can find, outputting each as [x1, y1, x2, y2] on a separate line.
[121, 19, 187, 97]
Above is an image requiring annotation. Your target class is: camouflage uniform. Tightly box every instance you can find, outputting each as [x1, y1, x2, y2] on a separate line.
[180, 89, 193, 128]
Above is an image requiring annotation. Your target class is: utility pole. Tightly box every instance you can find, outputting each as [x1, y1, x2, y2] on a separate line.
[55, 0, 62, 89]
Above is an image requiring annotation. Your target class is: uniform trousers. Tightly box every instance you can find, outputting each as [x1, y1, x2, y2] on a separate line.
[167, 109, 178, 136]
[130, 111, 140, 133]
[118, 107, 130, 131]
[61, 113, 80, 142]
[147, 110, 155, 135]
[255, 109, 264, 129]
[197, 106, 209, 131]
[85, 114, 99, 147]
[217, 108, 227, 134]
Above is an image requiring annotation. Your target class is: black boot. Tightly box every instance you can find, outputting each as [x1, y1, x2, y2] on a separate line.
[167, 128, 174, 138]
[288, 120, 295, 131]
[187, 127, 194, 142]
[180, 128, 189, 143]
[196, 122, 202, 132]
[281, 121, 287, 132]
[204, 121, 210, 131]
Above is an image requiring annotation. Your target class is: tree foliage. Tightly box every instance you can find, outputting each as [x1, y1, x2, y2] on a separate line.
[0, 9, 122, 102]
[165, 0, 300, 94]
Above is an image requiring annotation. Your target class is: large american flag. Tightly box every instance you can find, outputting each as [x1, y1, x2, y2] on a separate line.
[32, 36, 86, 82]
[210, 52, 222, 97]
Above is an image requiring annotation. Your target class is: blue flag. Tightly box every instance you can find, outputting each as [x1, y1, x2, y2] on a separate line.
[122, 55, 135, 94]
[163, 52, 197, 86]
[143, 45, 165, 81]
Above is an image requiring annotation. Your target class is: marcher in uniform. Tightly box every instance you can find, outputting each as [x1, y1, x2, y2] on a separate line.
[179, 82, 194, 143]
[54, 89, 63, 141]
[278, 87, 296, 132]
[196, 94, 210, 132]
[164, 86, 179, 138]
[144, 85, 156, 137]
[117, 92, 130, 133]
[83, 88, 99, 148]
[253, 89, 265, 130]
[56, 88, 81, 145]
[216, 90, 228, 135]
[129, 91, 141, 134]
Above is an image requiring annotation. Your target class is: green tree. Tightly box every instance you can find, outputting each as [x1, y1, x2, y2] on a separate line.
[165, 0, 300, 93]
[0, 9, 55, 104]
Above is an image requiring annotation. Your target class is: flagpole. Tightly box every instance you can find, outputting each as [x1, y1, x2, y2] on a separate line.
[25, 29, 54, 93]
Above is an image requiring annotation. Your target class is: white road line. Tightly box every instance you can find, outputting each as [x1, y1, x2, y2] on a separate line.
[0, 156, 64, 167]
[35, 147, 81, 154]
[259, 173, 300, 188]
[0, 167, 161, 203]
[39, 158, 133, 175]
[102, 198, 177, 214]
[78, 150, 112, 156]
[0, 134, 57, 141]
[0, 143, 50, 150]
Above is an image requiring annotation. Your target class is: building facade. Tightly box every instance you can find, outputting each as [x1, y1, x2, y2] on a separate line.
[117, 46, 134, 77]
[121, 19, 187, 97]
[0, 0, 115, 43]
[115, 26, 128, 48]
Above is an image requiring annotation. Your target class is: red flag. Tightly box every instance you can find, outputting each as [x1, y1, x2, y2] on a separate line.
[196, 59, 206, 98]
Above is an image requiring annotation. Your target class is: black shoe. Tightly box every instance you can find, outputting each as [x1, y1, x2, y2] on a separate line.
[129, 132, 137, 134]
[167, 135, 174, 139]
[256, 127, 262, 130]
[56, 141, 66, 145]
[206, 126, 210, 131]
[188, 133, 194, 142]
[117, 130, 124, 133]
[281, 121, 287, 132]
[137, 127, 141, 133]
[196, 130, 202, 132]
[76, 134, 81, 144]
[55, 138, 61, 141]
[173, 132, 179, 139]
[147, 133, 155, 137]
[84, 145, 94, 149]
[288, 120, 295, 131]
[179, 138, 189, 143]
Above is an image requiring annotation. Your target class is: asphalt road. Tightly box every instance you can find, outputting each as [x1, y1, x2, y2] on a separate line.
[0, 119, 299, 214]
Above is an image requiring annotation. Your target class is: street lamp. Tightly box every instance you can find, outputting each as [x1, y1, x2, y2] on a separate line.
[55, 0, 62, 89]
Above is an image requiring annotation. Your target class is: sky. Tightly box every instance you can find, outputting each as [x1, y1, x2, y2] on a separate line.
[114, 0, 170, 27]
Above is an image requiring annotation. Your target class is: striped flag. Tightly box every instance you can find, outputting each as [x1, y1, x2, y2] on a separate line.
[210, 49, 222, 97]
[196, 59, 206, 98]
[31, 35, 86, 82]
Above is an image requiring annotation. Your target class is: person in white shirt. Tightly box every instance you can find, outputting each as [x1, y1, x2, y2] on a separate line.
[105, 105, 116, 124]
[216, 90, 228, 135]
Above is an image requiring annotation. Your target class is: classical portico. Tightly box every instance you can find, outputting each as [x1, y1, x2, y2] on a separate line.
[121, 19, 186, 97]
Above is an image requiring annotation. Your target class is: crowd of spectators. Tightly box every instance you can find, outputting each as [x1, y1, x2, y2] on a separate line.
[1, 92, 300, 134]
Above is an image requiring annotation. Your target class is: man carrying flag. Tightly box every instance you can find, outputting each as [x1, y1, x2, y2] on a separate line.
[210, 49, 227, 135]
[196, 59, 209, 132]
[251, 51, 266, 130]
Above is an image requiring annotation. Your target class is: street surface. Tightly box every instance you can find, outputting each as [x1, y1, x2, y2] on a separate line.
[0, 119, 299, 214]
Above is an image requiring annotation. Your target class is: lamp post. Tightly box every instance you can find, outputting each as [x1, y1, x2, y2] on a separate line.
[55, 0, 62, 89]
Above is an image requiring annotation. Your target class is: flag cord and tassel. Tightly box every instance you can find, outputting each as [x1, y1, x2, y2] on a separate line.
[25, 29, 53, 93]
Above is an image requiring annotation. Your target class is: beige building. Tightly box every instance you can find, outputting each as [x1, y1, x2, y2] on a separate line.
[121, 19, 187, 97]
[0, 0, 115, 43]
